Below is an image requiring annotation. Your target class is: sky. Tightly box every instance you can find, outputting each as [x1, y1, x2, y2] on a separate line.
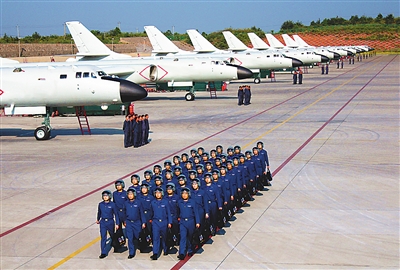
[0, 0, 398, 38]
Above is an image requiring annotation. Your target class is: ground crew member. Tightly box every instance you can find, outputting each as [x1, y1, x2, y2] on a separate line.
[219, 165, 234, 219]
[144, 114, 150, 144]
[177, 187, 200, 260]
[298, 68, 303, 84]
[133, 115, 141, 148]
[226, 160, 239, 213]
[325, 63, 329, 74]
[150, 187, 172, 260]
[124, 188, 146, 259]
[237, 86, 244, 106]
[112, 180, 127, 252]
[96, 190, 120, 259]
[321, 64, 325, 74]
[293, 70, 298, 84]
[123, 115, 132, 148]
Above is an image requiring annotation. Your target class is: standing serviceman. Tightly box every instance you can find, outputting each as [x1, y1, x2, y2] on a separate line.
[96, 190, 120, 259]
[298, 67, 303, 85]
[150, 187, 172, 260]
[257, 141, 271, 186]
[237, 86, 244, 106]
[325, 63, 329, 75]
[165, 183, 180, 253]
[244, 85, 251, 105]
[177, 187, 200, 260]
[113, 180, 128, 252]
[293, 69, 298, 84]
[321, 64, 325, 75]
[123, 115, 132, 148]
[144, 114, 150, 144]
[124, 188, 146, 259]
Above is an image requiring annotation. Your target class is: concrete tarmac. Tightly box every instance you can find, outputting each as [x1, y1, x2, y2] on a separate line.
[1, 54, 399, 269]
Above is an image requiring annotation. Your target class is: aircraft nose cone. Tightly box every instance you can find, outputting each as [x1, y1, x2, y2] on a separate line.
[119, 79, 148, 102]
[332, 52, 341, 60]
[320, 55, 330, 63]
[101, 76, 148, 102]
[347, 50, 354, 56]
[291, 58, 303, 67]
[236, 65, 253, 79]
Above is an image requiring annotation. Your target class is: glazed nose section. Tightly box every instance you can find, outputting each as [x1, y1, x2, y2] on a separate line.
[291, 58, 303, 67]
[228, 64, 253, 79]
[119, 79, 148, 102]
[332, 52, 341, 60]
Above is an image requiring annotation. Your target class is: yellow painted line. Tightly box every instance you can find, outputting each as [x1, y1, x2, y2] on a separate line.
[48, 60, 380, 269]
[47, 236, 100, 270]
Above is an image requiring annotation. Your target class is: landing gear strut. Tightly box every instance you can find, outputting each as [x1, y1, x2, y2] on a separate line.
[34, 110, 52, 140]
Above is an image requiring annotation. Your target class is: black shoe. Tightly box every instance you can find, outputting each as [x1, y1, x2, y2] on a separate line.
[188, 252, 194, 257]
[128, 254, 135, 259]
[150, 254, 158, 260]
[177, 254, 185, 260]
[99, 254, 107, 259]
[163, 250, 169, 256]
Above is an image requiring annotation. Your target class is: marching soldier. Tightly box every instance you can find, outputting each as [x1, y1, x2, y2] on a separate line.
[124, 188, 146, 259]
[177, 187, 200, 260]
[123, 115, 132, 148]
[96, 190, 120, 259]
[165, 183, 180, 253]
[150, 187, 172, 260]
[113, 180, 128, 252]
[129, 174, 141, 196]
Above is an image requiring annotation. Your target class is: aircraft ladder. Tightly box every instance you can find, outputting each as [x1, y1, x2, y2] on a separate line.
[75, 106, 91, 135]
[208, 81, 217, 99]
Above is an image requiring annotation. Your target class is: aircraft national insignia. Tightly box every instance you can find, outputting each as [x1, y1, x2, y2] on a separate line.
[0, 89, 4, 95]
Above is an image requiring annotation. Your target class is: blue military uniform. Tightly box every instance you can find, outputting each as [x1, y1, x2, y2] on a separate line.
[124, 191, 146, 258]
[97, 191, 120, 258]
[150, 194, 172, 258]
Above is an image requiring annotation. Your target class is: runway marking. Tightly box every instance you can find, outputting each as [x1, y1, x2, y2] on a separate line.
[47, 237, 100, 270]
[47, 57, 393, 269]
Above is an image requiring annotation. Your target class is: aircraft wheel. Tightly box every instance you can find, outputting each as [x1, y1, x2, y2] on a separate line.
[34, 126, 50, 140]
[254, 78, 261, 84]
[185, 93, 195, 101]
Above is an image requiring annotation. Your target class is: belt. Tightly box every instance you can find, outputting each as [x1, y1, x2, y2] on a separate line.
[144, 210, 148, 214]
[208, 200, 212, 203]
[128, 219, 137, 223]
[103, 218, 112, 222]
[119, 209, 123, 212]
[183, 218, 193, 221]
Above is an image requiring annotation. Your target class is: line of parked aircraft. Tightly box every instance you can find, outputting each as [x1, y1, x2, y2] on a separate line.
[0, 21, 374, 140]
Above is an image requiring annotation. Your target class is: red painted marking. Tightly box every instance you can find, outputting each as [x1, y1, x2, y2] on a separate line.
[157, 65, 168, 81]
[139, 65, 151, 81]
[0, 56, 390, 239]
[0, 89, 4, 95]
[234, 57, 243, 66]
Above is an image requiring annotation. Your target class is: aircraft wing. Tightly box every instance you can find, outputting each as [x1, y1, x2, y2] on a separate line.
[0, 57, 20, 66]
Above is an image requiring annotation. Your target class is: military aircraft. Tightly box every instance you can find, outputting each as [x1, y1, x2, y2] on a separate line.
[65, 21, 253, 101]
[144, 26, 302, 84]
[0, 64, 147, 140]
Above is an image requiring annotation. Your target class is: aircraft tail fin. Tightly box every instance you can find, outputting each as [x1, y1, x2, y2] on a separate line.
[222, 31, 249, 51]
[282, 34, 298, 48]
[66, 21, 130, 60]
[293, 35, 311, 48]
[247, 33, 269, 50]
[144, 26, 182, 54]
[265, 33, 285, 49]
[187, 29, 218, 52]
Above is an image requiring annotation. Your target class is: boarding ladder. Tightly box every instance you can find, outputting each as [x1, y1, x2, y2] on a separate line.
[208, 81, 217, 99]
[75, 106, 91, 135]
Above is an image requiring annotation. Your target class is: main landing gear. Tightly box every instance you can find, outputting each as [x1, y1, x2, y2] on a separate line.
[34, 111, 52, 140]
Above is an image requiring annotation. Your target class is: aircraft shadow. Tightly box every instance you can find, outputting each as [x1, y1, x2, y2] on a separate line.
[0, 128, 123, 138]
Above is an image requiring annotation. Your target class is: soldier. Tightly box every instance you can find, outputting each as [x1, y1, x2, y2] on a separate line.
[220, 154, 227, 166]
[180, 153, 189, 168]
[219, 165, 234, 219]
[257, 141, 270, 174]
[337, 60, 340, 69]
[172, 155, 181, 171]
[244, 151, 257, 195]
[237, 85, 244, 106]
[150, 187, 172, 260]
[209, 149, 218, 165]
[172, 166, 183, 183]
[142, 170, 154, 195]
[201, 152, 210, 165]
[214, 157, 222, 170]
[129, 174, 141, 196]
[251, 147, 265, 191]
[226, 160, 239, 213]
[216, 145, 224, 157]
[164, 170, 177, 189]
[197, 147, 205, 157]
[137, 183, 154, 250]
[124, 188, 146, 259]
[189, 149, 197, 163]
[176, 174, 190, 195]
[151, 165, 163, 181]
[112, 180, 127, 252]
[162, 160, 172, 178]
[130, 114, 136, 147]
[182, 160, 194, 178]
[325, 63, 329, 74]
[204, 161, 213, 174]
[96, 190, 120, 259]
[141, 115, 147, 146]
[321, 64, 325, 75]
[226, 147, 235, 160]
[196, 164, 205, 183]
[165, 183, 179, 253]
[188, 170, 197, 184]
[244, 85, 251, 105]
[144, 114, 150, 144]
[191, 178, 209, 230]
[298, 68, 303, 85]
[123, 115, 132, 148]
[202, 173, 222, 235]
[133, 115, 141, 148]
[233, 145, 242, 159]
[153, 175, 165, 191]
[177, 187, 200, 260]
